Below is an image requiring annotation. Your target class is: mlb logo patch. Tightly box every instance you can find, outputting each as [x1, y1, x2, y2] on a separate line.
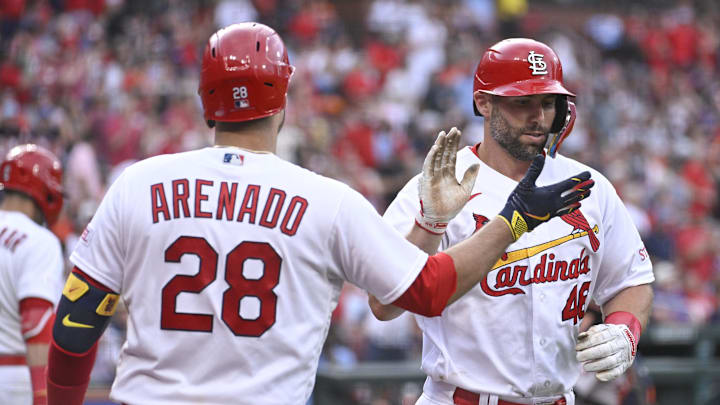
[223, 153, 244, 166]
[80, 227, 93, 245]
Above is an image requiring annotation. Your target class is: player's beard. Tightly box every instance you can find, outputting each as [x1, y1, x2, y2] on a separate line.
[489, 107, 548, 161]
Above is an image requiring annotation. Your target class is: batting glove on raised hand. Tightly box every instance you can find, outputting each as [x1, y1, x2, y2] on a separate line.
[416, 127, 480, 234]
[576, 323, 637, 381]
[498, 154, 594, 241]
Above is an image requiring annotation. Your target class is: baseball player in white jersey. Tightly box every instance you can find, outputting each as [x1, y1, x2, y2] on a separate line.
[374, 39, 654, 405]
[0, 145, 65, 405]
[46, 26, 595, 405]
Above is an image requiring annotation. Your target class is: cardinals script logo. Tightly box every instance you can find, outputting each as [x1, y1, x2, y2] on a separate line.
[473, 209, 600, 296]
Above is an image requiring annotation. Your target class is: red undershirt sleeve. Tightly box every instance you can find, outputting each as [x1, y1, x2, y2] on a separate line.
[391, 252, 457, 317]
[20, 298, 54, 405]
[20, 298, 54, 343]
[47, 340, 99, 405]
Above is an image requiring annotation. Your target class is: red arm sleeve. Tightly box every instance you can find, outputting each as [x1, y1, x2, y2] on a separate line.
[47, 341, 98, 405]
[391, 252, 457, 317]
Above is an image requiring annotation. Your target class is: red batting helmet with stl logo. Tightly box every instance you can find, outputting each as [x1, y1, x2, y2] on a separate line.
[473, 38, 574, 99]
[473, 38, 577, 155]
[198, 22, 295, 127]
[0, 144, 64, 225]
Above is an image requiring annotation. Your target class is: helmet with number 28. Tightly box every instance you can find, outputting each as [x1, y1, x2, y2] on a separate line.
[198, 22, 295, 127]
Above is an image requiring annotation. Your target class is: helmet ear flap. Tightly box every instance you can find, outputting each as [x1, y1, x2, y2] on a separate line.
[550, 96, 568, 133]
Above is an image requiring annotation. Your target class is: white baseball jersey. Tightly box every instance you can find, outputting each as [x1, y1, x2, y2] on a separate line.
[70, 146, 428, 405]
[0, 210, 64, 404]
[383, 146, 654, 402]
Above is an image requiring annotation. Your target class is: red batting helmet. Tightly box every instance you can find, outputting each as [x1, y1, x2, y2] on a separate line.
[198, 22, 295, 127]
[473, 38, 575, 134]
[0, 144, 64, 225]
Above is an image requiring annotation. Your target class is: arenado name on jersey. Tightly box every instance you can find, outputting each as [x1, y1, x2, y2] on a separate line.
[149, 178, 309, 236]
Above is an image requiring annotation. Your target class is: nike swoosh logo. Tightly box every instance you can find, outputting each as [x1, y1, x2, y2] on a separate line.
[62, 314, 94, 329]
[468, 193, 482, 201]
[524, 212, 550, 221]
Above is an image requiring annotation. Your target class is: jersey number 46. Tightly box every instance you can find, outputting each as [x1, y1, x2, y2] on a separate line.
[561, 281, 590, 325]
[160, 236, 281, 337]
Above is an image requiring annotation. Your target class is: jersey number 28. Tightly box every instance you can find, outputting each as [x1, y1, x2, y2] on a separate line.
[160, 236, 281, 337]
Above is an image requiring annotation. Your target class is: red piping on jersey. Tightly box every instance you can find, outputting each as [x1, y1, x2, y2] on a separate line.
[470, 143, 481, 159]
[0, 355, 25, 365]
[72, 267, 115, 293]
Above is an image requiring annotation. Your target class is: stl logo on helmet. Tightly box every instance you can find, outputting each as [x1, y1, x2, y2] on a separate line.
[527, 51, 548, 75]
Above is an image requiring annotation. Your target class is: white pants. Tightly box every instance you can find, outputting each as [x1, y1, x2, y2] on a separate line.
[0, 365, 32, 405]
[415, 377, 575, 405]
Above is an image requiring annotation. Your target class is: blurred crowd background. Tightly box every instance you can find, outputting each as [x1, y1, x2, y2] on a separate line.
[2, 0, 720, 400]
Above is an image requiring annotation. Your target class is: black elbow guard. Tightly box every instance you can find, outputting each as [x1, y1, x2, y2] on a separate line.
[53, 272, 120, 353]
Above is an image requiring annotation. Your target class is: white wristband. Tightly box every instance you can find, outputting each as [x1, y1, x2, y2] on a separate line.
[415, 202, 448, 235]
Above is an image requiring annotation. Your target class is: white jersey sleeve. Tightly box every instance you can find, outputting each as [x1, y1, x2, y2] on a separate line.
[382, 174, 421, 236]
[591, 177, 654, 306]
[15, 226, 64, 303]
[70, 170, 128, 292]
[329, 186, 428, 305]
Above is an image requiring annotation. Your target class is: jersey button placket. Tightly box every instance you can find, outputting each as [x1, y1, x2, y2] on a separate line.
[529, 238, 548, 397]
[526, 245, 537, 396]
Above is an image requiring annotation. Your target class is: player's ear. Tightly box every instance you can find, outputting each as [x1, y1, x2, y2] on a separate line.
[474, 91, 492, 117]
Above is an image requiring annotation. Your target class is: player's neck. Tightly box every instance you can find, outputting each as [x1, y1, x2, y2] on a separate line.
[475, 139, 531, 182]
[214, 130, 276, 154]
[0, 195, 43, 225]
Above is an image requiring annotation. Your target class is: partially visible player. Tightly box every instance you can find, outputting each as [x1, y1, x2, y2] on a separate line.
[46, 24, 594, 405]
[374, 38, 654, 405]
[0, 145, 65, 405]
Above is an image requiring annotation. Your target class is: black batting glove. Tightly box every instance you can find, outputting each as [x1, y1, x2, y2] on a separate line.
[498, 154, 594, 241]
